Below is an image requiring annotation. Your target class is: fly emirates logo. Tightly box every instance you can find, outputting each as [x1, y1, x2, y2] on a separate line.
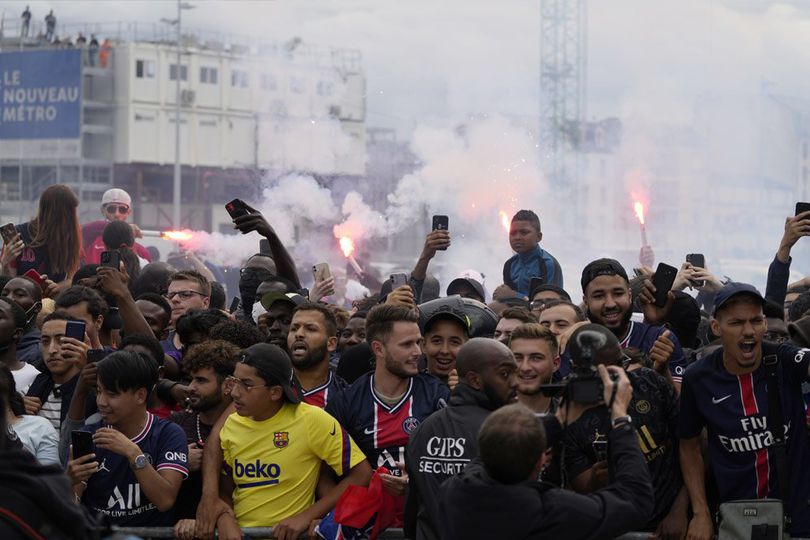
[234, 459, 281, 488]
[717, 416, 790, 453]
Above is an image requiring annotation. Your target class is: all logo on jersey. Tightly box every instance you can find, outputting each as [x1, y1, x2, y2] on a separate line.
[274, 432, 290, 448]
[402, 416, 420, 434]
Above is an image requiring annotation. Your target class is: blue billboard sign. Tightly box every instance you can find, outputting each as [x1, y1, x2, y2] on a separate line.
[0, 49, 81, 140]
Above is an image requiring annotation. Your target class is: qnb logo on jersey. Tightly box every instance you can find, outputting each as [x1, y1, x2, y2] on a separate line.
[717, 416, 791, 453]
[419, 437, 470, 475]
[164, 451, 187, 462]
[234, 459, 282, 488]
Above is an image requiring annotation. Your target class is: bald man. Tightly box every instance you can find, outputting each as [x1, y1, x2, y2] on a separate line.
[404, 338, 518, 540]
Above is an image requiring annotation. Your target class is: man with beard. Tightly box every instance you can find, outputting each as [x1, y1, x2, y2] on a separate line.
[510, 323, 559, 415]
[404, 338, 518, 540]
[170, 340, 238, 528]
[287, 303, 346, 407]
[1, 276, 43, 368]
[579, 258, 685, 389]
[326, 304, 450, 490]
[260, 292, 307, 351]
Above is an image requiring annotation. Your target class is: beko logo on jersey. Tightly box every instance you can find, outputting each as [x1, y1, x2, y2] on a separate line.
[234, 459, 281, 488]
[717, 416, 791, 453]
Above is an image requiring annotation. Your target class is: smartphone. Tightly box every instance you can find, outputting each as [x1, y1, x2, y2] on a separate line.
[259, 239, 271, 255]
[229, 296, 241, 314]
[632, 267, 644, 278]
[432, 215, 449, 251]
[225, 198, 251, 220]
[86, 349, 107, 364]
[651, 262, 678, 307]
[529, 276, 545, 296]
[23, 268, 45, 287]
[100, 250, 121, 269]
[0, 223, 17, 245]
[71, 430, 94, 459]
[64, 320, 86, 341]
[390, 273, 408, 288]
[592, 439, 608, 462]
[686, 253, 705, 287]
[432, 215, 449, 231]
[795, 202, 810, 217]
[313, 262, 331, 283]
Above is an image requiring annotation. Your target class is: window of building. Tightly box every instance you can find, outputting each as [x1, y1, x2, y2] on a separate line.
[135, 59, 155, 79]
[316, 81, 334, 96]
[260, 74, 277, 91]
[200, 67, 218, 84]
[231, 70, 248, 88]
[290, 77, 305, 94]
[169, 64, 188, 81]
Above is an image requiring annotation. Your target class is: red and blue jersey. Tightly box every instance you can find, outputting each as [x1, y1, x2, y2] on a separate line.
[301, 371, 347, 409]
[679, 343, 810, 534]
[326, 373, 449, 474]
[80, 413, 189, 527]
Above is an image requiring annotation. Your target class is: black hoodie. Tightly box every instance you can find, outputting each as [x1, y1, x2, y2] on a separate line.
[0, 448, 100, 539]
[404, 383, 563, 540]
[438, 421, 654, 540]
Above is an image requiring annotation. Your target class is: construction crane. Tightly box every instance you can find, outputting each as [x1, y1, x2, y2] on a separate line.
[539, 0, 587, 198]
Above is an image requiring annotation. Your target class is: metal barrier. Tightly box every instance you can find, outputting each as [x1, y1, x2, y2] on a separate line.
[109, 528, 810, 540]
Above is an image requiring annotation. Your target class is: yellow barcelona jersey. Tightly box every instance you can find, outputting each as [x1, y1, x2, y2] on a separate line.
[221, 401, 364, 527]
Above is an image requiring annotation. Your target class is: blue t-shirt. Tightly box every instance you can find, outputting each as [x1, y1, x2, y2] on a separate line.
[679, 343, 810, 535]
[508, 245, 563, 297]
[80, 413, 189, 526]
[559, 320, 686, 383]
[325, 373, 449, 474]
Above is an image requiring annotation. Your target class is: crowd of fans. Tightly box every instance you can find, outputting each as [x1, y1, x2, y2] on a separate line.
[0, 183, 809, 540]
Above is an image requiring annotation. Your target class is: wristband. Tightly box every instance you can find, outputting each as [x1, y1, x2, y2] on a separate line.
[611, 415, 632, 429]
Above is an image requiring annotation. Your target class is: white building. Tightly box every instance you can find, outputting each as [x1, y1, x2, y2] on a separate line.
[0, 22, 366, 231]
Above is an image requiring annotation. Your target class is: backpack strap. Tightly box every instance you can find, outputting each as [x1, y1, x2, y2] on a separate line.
[764, 353, 791, 531]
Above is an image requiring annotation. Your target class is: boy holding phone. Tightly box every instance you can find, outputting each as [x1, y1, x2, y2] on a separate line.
[67, 350, 188, 527]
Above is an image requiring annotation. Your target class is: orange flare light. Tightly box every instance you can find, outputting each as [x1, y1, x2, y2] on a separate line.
[161, 230, 194, 242]
[499, 211, 510, 233]
[633, 202, 645, 226]
[339, 236, 355, 258]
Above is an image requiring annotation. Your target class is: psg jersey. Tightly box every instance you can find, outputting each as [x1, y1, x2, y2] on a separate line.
[80, 413, 189, 526]
[326, 373, 449, 474]
[679, 342, 810, 534]
[300, 371, 347, 409]
[559, 320, 686, 383]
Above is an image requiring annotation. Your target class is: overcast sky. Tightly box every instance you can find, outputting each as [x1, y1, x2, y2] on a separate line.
[4, 0, 810, 136]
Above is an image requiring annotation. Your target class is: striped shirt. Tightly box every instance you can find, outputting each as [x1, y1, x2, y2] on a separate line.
[38, 385, 63, 431]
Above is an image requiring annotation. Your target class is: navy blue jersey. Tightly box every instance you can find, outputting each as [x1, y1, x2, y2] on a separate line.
[679, 343, 810, 534]
[559, 321, 686, 383]
[80, 413, 189, 526]
[299, 371, 347, 409]
[326, 373, 449, 474]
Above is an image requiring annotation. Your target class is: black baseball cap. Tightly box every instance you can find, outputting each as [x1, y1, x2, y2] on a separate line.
[529, 283, 571, 302]
[238, 343, 301, 404]
[580, 258, 629, 292]
[260, 292, 307, 311]
[713, 282, 764, 316]
[447, 277, 486, 302]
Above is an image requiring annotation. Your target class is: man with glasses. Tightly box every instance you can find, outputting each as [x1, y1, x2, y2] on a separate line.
[160, 271, 210, 364]
[82, 188, 152, 265]
[211, 343, 371, 540]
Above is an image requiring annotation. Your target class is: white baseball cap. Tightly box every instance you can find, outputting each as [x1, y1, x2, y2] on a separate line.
[101, 188, 131, 207]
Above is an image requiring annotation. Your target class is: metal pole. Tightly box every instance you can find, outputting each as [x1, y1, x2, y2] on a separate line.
[172, 0, 182, 229]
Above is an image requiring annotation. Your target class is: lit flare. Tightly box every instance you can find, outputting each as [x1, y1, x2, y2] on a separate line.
[499, 211, 510, 233]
